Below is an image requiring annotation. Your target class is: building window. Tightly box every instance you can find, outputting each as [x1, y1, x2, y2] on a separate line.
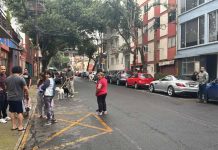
[182, 58, 195, 75]
[144, 3, 148, 13]
[168, 10, 176, 23]
[143, 45, 148, 53]
[181, 0, 205, 13]
[154, 17, 160, 29]
[111, 57, 114, 65]
[168, 37, 176, 48]
[209, 10, 218, 42]
[180, 16, 205, 48]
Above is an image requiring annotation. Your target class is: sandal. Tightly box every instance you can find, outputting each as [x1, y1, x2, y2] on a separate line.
[18, 128, 26, 131]
[11, 128, 18, 130]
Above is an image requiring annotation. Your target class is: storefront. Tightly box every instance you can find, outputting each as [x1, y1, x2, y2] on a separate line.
[0, 43, 9, 74]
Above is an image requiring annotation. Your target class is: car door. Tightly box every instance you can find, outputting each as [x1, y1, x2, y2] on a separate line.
[159, 76, 172, 92]
[154, 77, 167, 91]
[208, 80, 218, 100]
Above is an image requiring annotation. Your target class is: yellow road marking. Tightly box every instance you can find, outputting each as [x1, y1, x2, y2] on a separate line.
[33, 113, 92, 150]
[47, 132, 108, 150]
[18, 125, 31, 150]
[33, 112, 113, 150]
[57, 118, 111, 132]
[93, 113, 113, 132]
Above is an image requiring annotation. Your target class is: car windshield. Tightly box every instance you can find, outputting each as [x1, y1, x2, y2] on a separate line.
[175, 76, 191, 80]
[139, 74, 153, 78]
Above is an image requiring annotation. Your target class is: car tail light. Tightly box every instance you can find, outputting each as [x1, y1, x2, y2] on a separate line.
[176, 83, 186, 87]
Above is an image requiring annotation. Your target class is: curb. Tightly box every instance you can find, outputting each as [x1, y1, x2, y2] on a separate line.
[14, 102, 37, 150]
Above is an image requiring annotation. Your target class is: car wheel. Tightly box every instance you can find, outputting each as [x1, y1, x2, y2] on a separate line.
[125, 82, 129, 88]
[149, 84, 155, 92]
[134, 83, 138, 89]
[167, 86, 175, 96]
[116, 80, 120, 86]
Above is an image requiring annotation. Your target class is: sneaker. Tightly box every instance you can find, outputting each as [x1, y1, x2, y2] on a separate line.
[98, 112, 103, 116]
[0, 119, 7, 123]
[44, 121, 52, 126]
[4, 117, 11, 121]
[103, 111, 108, 115]
[70, 95, 74, 98]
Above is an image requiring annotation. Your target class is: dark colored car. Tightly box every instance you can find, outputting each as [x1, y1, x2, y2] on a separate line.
[126, 73, 154, 89]
[109, 71, 132, 85]
[204, 79, 218, 102]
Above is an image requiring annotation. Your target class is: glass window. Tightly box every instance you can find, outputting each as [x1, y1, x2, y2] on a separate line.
[144, 4, 148, 13]
[186, 18, 198, 47]
[181, 0, 186, 13]
[199, 15, 204, 44]
[209, 11, 217, 42]
[168, 10, 176, 23]
[199, 0, 205, 5]
[168, 36, 176, 48]
[154, 17, 160, 29]
[181, 58, 195, 75]
[181, 24, 186, 48]
[186, 0, 198, 11]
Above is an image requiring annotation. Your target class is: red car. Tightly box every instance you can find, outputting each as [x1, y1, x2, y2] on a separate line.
[125, 73, 154, 89]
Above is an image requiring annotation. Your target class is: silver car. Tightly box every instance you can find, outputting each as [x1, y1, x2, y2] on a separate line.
[149, 75, 199, 96]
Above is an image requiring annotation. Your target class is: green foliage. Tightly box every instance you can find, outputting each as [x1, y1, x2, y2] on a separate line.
[3, 0, 106, 70]
[49, 51, 70, 70]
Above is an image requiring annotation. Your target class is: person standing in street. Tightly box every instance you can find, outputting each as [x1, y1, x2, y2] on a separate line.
[66, 66, 75, 98]
[5, 66, 29, 131]
[37, 73, 46, 118]
[0, 65, 10, 123]
[197, 67, 209, 102]
[96, 72, 108, 116]
[41, 70, 56, 125]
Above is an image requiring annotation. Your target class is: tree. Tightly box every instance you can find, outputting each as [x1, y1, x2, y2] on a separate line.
[3, 0, 106, 71]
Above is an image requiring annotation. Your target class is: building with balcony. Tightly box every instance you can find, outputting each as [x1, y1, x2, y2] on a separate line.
[136, 0, 177, 77]
[176, 0, 218, 81]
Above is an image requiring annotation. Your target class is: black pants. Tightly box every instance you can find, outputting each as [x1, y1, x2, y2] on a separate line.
[0, 92, 8, 118]
[97, 94, 107, 112]
[198, 84, 206, 100]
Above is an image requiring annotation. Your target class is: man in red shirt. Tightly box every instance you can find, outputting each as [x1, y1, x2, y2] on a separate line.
[96, 72, 108, 115]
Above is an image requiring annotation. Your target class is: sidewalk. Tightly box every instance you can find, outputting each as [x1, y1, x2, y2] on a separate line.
[0, 86, 37, 150]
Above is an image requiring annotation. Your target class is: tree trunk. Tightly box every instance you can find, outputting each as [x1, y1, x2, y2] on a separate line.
[86, 58, 91, 71]
[41, 55, 52, 72]
[92, 59, 98, 71]
[139, 48, 146, 72]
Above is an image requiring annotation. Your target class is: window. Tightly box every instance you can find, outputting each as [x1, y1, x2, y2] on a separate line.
[154, 17, 160, 29]
[181, 58, 196, 75]
[111, 58, 114, 65]
[143, 45, 148, 53]
[168, 10, 176, 23]
[181, 0, 205, 13]
[209, 10, 218, 42]
[144, 3, 148, 13]
[180, 16, 205, 48]
[168, 37, 176, 48]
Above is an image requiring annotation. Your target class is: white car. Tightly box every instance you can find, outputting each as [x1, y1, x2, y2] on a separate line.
[149, 75, 199, 96]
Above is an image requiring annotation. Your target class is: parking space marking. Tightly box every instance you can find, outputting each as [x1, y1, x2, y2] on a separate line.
[19, 125, 32, 150]
[32, 112, 112, 150]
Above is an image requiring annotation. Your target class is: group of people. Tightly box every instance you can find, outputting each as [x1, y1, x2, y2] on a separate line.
[0, 65, 30, 131]
[191, 67, 209, 102]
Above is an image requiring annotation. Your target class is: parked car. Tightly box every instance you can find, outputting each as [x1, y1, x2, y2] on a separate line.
[104, 71, 114, 83]
[110, 71, 132, 85]
[149, 75, 199, 96]
[125, 73, 154, 89]
[204, 79, 218, 102]
[81, 71, 89, 78]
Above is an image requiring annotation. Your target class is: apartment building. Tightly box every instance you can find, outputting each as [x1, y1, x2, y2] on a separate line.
[135, 0, 177, 77]
[176, 0, 218, 80]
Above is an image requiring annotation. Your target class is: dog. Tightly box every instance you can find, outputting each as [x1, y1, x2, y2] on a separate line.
[62, 85, 69, 98]
[55, 87, 65, 100]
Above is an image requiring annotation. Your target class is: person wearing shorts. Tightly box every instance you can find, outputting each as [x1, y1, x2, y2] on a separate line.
[5, 66, 29, 131]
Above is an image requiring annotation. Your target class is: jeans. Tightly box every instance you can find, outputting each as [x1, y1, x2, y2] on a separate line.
[67, 80, 74, 96]
[97, 94, 107, 112]
[37, 92, 45, 116]
[198, 84, 206, 100]
[44, 96, 54, 121]
[0, 92, 7, 118]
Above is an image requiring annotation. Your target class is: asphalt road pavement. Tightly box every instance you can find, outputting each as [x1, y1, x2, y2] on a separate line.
[24, 77, 218, 150]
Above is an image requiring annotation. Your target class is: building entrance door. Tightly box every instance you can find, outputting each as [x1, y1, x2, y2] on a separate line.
[206, 55, 217, 81]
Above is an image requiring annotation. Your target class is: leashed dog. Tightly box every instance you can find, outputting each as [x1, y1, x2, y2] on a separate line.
[55, 87, 65, 100]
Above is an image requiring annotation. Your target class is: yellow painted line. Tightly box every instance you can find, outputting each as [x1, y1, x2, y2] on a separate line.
[92, 113, 113, 132]
[77, 123, 111, 132]
[55, 112, 89, 115]
[57, 118, 111, 132]
[33, 113, 92, 149]
[49, 132, 108, 150]
[18, 125, 31, 150]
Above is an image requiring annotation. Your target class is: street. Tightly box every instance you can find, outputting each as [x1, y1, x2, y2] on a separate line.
[24, 77, 218, 150]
